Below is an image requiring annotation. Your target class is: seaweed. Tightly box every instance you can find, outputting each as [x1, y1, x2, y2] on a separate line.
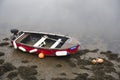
[31, 65, 38, 68]
[60, 73, 66, 76]
[56, 64, 62, 68]
[0, 51, 5, 56]
[3, 38, 9, 41]
[24, 75, 37, 80]
[108, 53, 118, 60]
[100, 51, 118, 60]
[79, 65, 91, 70]
[91, 59, 116, 73]
[118, 65, 120, 68]
[74, 73, 89, 80]
[21, 60, 29, 63]
[104, 66, 116, 73]
[3, 62, 16, 71]
[118, 72, 120, 79]
[87, 77, 95, 80]
[103, 75, 117, 80]
[66, 59, 77, 68]
[18, 66, 37, 80]
[0, 42, 9, 46]
[51, 78, 70, 80]
[102, 59, 114, 66]
[93, 74, 117, 80]
[0, 62, 16, 76]
[7, 71, 18, 79]
[72, 49, 90, 59]
[0, 59, 4, 64]
[77, 59, 91, 65]
[89, 49, 99, 53]
[116, 57, 120, 62]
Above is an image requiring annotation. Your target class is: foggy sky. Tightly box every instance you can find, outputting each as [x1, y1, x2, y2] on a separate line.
[0, 0, 120, 36]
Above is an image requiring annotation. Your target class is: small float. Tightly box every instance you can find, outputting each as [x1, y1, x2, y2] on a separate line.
[92, 58, 104, 64]
[10, 29, 80, 58]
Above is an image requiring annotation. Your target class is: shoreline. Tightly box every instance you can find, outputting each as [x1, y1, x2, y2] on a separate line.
[0, 38, 120, 80]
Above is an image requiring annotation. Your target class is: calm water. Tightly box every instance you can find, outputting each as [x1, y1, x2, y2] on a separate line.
[0, 0, 120, 53]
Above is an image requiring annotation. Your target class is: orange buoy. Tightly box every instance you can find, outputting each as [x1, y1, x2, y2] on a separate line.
[91, 59, 97, 64]
[96, 58, 104, 63]
[38, 53, 45, 59]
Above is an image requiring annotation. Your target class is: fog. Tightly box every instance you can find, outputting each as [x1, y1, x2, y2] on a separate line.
[0, 0, 120, 52]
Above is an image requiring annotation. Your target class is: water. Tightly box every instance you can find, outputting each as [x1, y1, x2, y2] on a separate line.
[0, 0, 120, 53]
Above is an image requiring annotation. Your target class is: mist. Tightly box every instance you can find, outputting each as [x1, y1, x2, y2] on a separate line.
[0, 0, 120, 52]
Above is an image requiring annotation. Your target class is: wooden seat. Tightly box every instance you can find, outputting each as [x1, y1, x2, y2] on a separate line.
[50, 39, 62, 48]
[33, 36, 48, 47]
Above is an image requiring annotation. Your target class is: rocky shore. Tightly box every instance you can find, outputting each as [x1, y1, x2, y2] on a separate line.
[0, 38, 120, 80]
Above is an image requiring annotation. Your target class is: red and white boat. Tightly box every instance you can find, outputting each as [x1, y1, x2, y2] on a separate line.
[10, 29, 80, 58]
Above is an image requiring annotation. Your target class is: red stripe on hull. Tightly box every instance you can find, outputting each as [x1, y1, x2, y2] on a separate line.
[11, 41, 80, 56]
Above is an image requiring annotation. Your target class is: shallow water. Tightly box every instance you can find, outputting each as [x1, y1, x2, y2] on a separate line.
[0, 0, 120, 53]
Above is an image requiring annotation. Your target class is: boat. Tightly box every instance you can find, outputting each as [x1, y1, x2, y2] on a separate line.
[10, 29, 80, 58]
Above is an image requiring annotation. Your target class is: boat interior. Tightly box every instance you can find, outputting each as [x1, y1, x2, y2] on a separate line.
[16, 32, 69, 49]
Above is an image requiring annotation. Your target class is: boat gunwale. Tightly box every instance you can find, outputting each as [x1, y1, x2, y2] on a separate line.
[13, 31, 79, 50]
[23, 31, 70, 38]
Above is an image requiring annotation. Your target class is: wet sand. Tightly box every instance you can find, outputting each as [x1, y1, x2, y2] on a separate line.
[0, 38, 120, 80]
[0, 0, 120, 79]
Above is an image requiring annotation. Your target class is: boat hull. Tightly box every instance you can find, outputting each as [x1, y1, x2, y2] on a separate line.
[11, 41, 80, 56]
[10, 30, 80, 58]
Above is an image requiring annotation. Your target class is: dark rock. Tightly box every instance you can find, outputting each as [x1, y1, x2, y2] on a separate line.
[0, 59, 4, 64]
[60, 73, 66, 76]
[92, 64, 104, 71]
[92, 60, 116, 73]
[108, 53, 118, 60]
[100, 51, 107, 54]
[67, 60, 76, 68]
[100, 51, 118, 60]
[117, 72, 120, 79]
[90, 49, 99, 53]
[94, 69, 105, 76]
[24, 75, 37, 80]
[0, 52, 5, 56]
[73, 49, 91, 58]
[106, 50, 112, 53]
[52, 78, 69, 80]
[91, 59, 117, 80]
[104, 75, 116, 80]
[7, 71, 18, 79]
[118, 65, 120, 68]
[116, 57, 120, 62]
[82, 49, 91, 53]
[77, 59, 91, 65]
[3, 62, 16, 71]
[104, 66, 116, 73]
[74, 73, 89, 80]
[0, 42, 9, 46]
[92, 65, 105, 79]
[87, 77, 95, 80]
[18, 66, 37, 80]
[103, 59, 114, 66]
[0, 66, 6, 76]
[71, 51, 81, 59]
[93, 70, 105, 80]
[31, 65, 38, 68]
[21, 60, 29, 63]
[0, 62, 16, 76]
[78, 49, 90, 56]
[3, 38, 9, 41]
[16, 78, 20, 80]
[79, 65, 90, 70]
[56, 64, 62, 68]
